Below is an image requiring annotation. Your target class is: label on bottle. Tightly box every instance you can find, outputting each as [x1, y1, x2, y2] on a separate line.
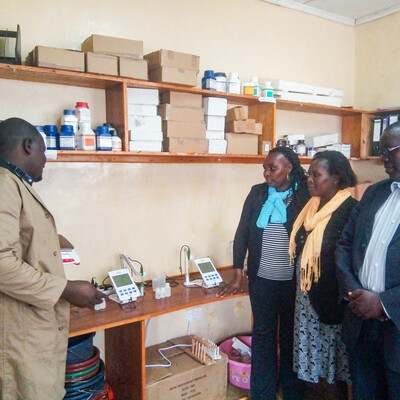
[76, 108, 91, 124]
[97, 137, 112, 150]
[59, 137, 75, 149]
[227, 82, 241, 94]
[47, 136, 57, 149]
[84, 136, 95, 148]
[111, 136, 122, 151]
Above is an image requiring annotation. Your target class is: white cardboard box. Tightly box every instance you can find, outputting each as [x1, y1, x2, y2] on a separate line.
[205, 115, 225, 131]
[129, 130, 163, 141]
[128, 115, 162, 132]
[127, 88, 159, 105]
[305, 133, 340, 148]
[203, 97, 228, 116]
[208, 139, 227, 154]
[206, 130, 225, 140]
[129, 141, 163, 152]
[128, 104, 158, 116]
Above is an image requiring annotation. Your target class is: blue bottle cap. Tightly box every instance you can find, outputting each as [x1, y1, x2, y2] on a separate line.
[96, 125, 109, 135]
[44, 125, 58, 134]
[203, 70, 215, 79]
[63, 109, 76, 115]
[35, 125, 44, 132]
[215, 72, 226, 78]
[60, 125, 74, 133]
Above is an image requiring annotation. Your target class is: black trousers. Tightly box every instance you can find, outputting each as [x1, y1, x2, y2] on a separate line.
[249, 276, 304, 400]
[349, 319, 400, 400]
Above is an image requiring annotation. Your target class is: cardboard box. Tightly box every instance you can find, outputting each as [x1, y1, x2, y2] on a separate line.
[164, 137, 208, 153]
[85, 52, 118, 76]
[209, 139, 227, 154]
[144, 49, 200, 71]
[119, 57, 148, 80]
[226, 133, 258, 154]
[163, 121, 206, 139]
[203, 97, 228, 116]
[206, 130, 225, 140]
[225, 119, 256, 134]
[149, 66, 197, 87]
[127, 88, 159, 105]
[81, 34, 143, 57]
[128, 104, 158, 116]
[129, 141, 162, 152]
[161, 91, 202, 108]
[305, 133, 340, 148]
[129, 130, 163, 141]
[205, 115, 225, 131]
[128, 115, 162, 132]
[254, 122, 263, 135]
[158, 104, 204, 123]
[26, 46, 85, 72]
[226, 106, 246, 123]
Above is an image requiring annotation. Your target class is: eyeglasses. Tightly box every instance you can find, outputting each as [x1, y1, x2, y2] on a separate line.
[379, 144, 400, 157]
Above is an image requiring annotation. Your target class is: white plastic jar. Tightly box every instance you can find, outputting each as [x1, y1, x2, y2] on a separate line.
[75, 102, 91, 125]
[61, 109, 78, 134]
[215, 72, 227, 92]
[227, 72, 241, 94]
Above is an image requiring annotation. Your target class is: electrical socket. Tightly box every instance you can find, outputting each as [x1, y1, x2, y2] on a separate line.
[186, 307, 202, 321]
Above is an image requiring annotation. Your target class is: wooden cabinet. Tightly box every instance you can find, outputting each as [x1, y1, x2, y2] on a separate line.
[0, 63, 371, 163]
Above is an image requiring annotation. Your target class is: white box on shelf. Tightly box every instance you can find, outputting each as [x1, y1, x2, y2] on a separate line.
[127, 88, 159, 105]
[128, 115, 162, 131]
[270, 79, 344, 98]
[205, 115, 225, 131]
[203, 97, 228, 116]
[208, 139, 227, 154]
[129, 141, 163, 152]
[206, 130, 225, 140]
[326, 143, 351, 158]
[305, 133, 340, 148]
[128, 104, 158, 116]
[129, 130, 163, 141]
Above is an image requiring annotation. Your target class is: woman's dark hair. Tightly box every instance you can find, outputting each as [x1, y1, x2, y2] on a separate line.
[313, 150, 357, 189]
[269, 146, 307, 192]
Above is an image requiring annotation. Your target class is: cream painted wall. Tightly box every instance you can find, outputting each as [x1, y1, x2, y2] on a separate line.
[2, 0, 390, 347]
[355, 12, 400, 110]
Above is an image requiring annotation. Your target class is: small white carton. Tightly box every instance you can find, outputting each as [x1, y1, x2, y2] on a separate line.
[205, 115, 225, 131]
[203, 97, 228, 116]
[208, 139, 227, 154]
[129, 130, 163, 141]
[127, 88, 159, 105]
[128, 115, 162, 132]
[129, 141, 163, 152]
[206, 130, 225, 140]
[128, 104, 158, 116]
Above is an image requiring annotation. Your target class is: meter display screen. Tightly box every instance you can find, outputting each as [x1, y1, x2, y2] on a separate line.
[112, 273, 133, 288]
[198, 261, 215, 274]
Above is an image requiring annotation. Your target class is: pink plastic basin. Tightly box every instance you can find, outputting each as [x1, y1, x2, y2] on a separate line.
[219, 335, 252, 390]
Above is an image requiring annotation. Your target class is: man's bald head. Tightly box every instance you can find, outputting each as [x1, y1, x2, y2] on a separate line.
[0, 118, 47, 182]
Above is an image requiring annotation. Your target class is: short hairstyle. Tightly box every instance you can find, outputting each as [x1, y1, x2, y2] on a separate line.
[0, 117, 40, 156]
[313, 150, 357, 189]
[269, 146, 307, 192]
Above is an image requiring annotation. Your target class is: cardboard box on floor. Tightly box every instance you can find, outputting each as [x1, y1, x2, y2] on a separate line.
[146, 336, 227, 400]
[26, 46, 85, 72]
[81, 34, 143, 58]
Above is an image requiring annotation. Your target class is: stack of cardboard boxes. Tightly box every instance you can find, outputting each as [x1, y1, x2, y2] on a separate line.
[203, 97, 228, 154]
[161, 91, 207, 152]
[145, 49, 200, 87]
[81, 34, 147, 79]
[128, 88, 163, 151]
[225, 106, 262, 154]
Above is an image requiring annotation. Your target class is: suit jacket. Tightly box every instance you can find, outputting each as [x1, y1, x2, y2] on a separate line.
[336, 179, 400, 372]
[295, 196, 358, 324]
[0, 167, 69, 400]
[233, 180, 310, 280]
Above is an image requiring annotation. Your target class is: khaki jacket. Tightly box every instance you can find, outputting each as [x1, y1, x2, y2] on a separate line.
[0, 167, 69, 400]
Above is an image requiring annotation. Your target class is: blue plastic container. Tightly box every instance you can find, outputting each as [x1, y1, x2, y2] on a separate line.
[59, 124, 75, 150]
[44, 125, 57, 150]
[67, 332, 95, 365]
[202, 70, 217, 90]
[96, 125, 112, 151]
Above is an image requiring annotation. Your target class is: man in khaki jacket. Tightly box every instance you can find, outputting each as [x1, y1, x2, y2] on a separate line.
[0, 118, 105, 400]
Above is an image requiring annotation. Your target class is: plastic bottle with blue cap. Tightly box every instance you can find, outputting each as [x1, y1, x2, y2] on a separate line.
[59, 125, 75, 150]
[44, 125, 57, 150]
[96, 125, 112, 151]
[35, 125, 47, 149]
[202, 70, 217, 91]
[61, 109, 78, 135]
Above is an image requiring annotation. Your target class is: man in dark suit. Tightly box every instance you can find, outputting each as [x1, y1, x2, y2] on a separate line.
[336, 121, 400, 400]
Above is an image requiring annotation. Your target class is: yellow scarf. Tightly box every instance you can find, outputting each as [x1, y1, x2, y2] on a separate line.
[289, 189, 351, 291]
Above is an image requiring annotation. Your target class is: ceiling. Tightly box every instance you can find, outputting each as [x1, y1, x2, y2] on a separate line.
[262, 0, 400, 25]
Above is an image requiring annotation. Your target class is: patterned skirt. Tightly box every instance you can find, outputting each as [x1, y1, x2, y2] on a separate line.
[293, 258, 350, 384]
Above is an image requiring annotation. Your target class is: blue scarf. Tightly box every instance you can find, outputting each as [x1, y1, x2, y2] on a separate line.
[256, 185, 294, 228]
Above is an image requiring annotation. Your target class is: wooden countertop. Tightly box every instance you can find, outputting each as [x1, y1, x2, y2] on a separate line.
[69, 268, 248, 337]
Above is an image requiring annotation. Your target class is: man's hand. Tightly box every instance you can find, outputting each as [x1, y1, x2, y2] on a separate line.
[348, 289, 385, 320]
[61, 280, 106, 308]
